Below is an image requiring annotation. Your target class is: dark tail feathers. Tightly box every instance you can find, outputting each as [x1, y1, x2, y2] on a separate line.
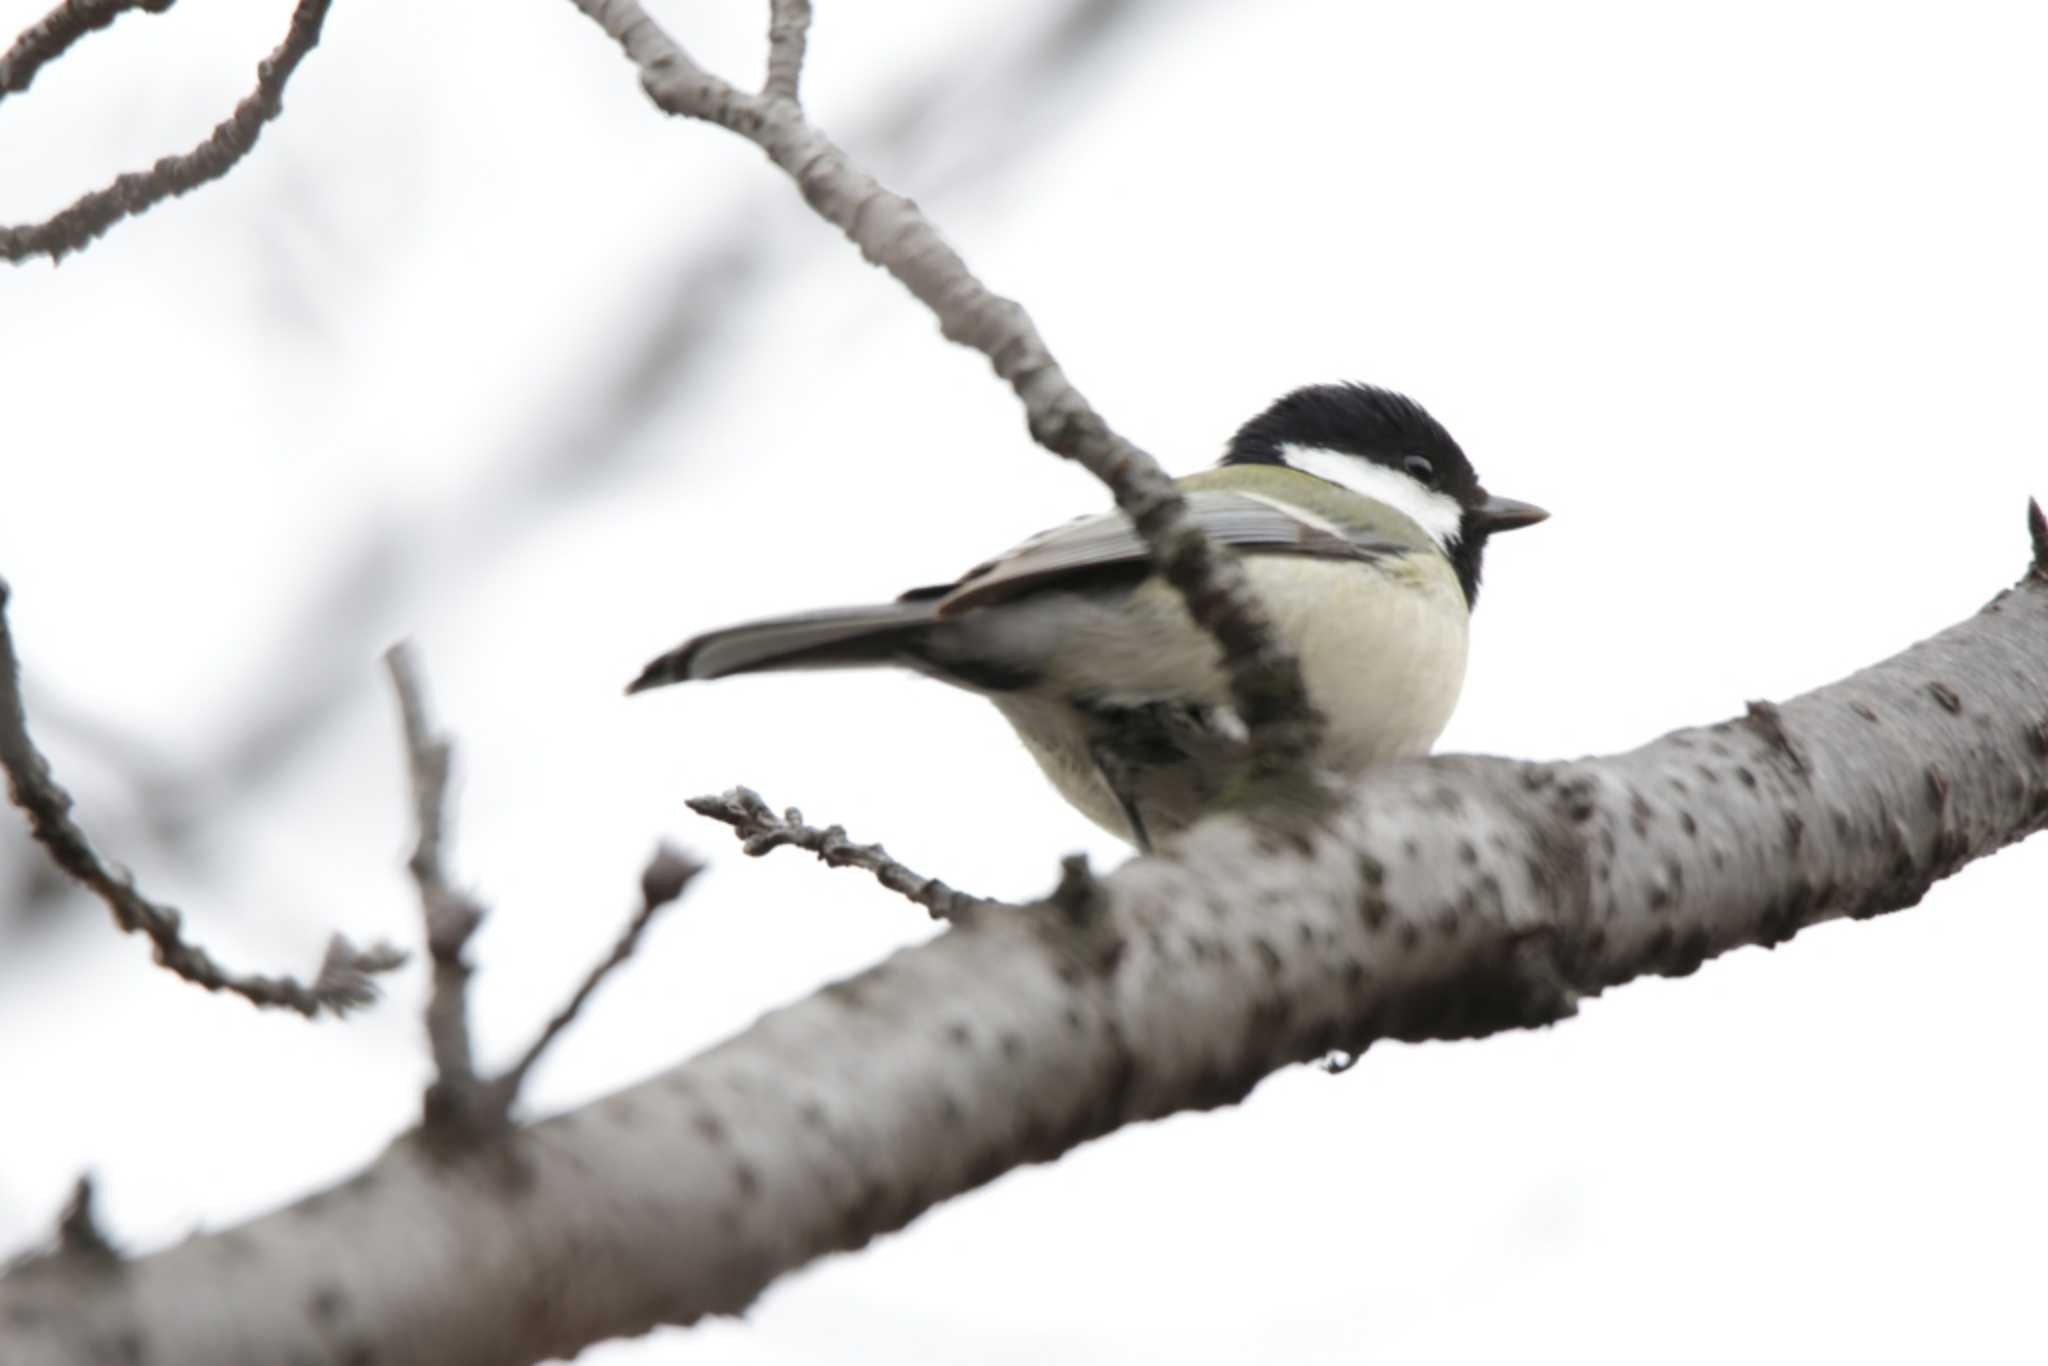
[627, 602, 937, 694]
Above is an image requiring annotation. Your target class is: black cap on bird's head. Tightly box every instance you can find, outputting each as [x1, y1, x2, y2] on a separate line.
[1223, 382, 1546, 605]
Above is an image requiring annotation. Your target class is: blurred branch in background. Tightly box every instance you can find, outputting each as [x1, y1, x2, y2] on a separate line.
[0, 0, 1164, 943]
[0, 525, 404, 935]
[463, 0, 1179, 510]
[0, 579, 406, 1016]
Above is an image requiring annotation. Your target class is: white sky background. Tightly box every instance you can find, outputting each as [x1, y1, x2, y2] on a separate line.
[3, 0, 2046, 1361]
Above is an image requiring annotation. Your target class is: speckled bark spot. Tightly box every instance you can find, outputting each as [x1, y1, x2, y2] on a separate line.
[310, 1285, 348, 1322]
[1252, 937, 1282, 976]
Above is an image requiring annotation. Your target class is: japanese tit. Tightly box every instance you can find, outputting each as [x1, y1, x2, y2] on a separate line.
[630, 383, 1546, 849]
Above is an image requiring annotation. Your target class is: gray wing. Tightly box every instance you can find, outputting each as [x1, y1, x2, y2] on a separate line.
[918, 490, 1398, 615]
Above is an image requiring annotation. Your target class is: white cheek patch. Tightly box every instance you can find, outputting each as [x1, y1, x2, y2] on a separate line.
[1278, 443, 1465, 550]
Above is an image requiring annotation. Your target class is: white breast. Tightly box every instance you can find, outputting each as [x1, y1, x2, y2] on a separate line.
[1241, 554, 1469, 770]
[970, 551, 1471, 840]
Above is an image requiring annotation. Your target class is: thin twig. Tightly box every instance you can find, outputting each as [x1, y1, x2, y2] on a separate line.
[494, 844, 703, 1109]
[0, 0, 176, 101]
[0, 578, 404, 1015]
[763, 0, 811, 103]
[565, 0, 1323, 774]
[0, 0, 333, 263]
[688, 786, 983, 920]
[382, 644, 489, 1136]
[385, 649, 705, 1131]
[54, 1176, 118, 1264]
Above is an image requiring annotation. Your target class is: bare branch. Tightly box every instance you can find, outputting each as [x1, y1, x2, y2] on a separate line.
[53, 1177, 117, 1265]
[11, 540, 2047, 1364]
[2028, 496, 2047, 580]
[566, 0, 749, 128]
[564, 0, 1322, 773]
[0, 0, 176, 102]
[1, 1175, 119, 1277]
[388, 651, 707, 1133]
[688, 785, 985, 920]
[494, 843, 704, 1109]
[382, 643, 493, 1139]
[763, 0, 811, 103]
[0, 0, 333, 264]
[0, 578, 403, 1015]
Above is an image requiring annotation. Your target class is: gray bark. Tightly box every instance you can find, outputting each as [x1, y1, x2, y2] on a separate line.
[5, 553, 2044, 1366]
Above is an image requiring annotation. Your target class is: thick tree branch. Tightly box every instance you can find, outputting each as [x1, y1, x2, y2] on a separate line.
[688, 785, 985, 920]
[0, 0, 332, 263]
[0, 0, 176, 101]
[0, 578, 404, 1015]
[564, 0, 1322, 772]
[9, 536, 2045, 1365]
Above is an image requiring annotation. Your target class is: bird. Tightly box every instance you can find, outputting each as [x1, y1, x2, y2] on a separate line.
[629, 383, 1546, 849]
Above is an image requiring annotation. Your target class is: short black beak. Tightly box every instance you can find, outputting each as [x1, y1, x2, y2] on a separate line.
[1471, 493, 1549, 534]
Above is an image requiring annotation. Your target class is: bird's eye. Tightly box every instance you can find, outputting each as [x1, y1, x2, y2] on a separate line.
[1402, 454, 1436, 484]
